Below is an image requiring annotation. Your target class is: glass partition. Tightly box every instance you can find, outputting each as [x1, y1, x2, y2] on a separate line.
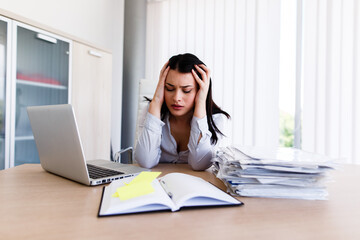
[14, 24, 70, 166]
[0, 19, 8, 170]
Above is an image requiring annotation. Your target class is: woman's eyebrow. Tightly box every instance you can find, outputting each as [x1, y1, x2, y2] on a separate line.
[165, 83, 193, 88]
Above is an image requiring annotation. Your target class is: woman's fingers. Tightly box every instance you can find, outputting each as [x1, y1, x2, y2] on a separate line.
[149, 60, 170, 119]
[192, 69, 203, 86]
[161, 66, 170, 81]
[196, 64, 210, 76]
[160, 60, 169, 76]
[195, 65, 210, 82]
[152, 61, 170, 105]
[193, 64, 210, 88]
[159, 61, 170, 85]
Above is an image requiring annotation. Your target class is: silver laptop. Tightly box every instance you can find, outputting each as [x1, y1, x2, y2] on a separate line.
[27, 104, 148, 186]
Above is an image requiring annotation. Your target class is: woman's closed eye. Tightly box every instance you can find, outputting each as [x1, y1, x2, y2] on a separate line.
[165, 87, 192, 93]
[165, 87, 174, 91]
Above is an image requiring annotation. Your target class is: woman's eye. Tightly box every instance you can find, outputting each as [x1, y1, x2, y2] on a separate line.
[183, 90, 192, 93]
[165, 87, 174, 91]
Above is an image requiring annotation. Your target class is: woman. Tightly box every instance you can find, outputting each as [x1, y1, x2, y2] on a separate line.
[135, 53, 230, 170]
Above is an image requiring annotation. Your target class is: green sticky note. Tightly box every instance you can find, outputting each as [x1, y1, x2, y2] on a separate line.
[112, 171, 162, 201]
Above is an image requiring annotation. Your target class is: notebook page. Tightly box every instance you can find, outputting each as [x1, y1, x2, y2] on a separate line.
[160, 173, 240, 209]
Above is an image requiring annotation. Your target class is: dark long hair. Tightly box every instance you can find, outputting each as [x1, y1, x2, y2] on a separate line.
[148, 53, 230, 144]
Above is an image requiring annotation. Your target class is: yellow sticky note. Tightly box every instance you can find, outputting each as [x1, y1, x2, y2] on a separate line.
[112, 171, 162, 201]
[115, 182, 155, 201]
[129, 171, 162, 185]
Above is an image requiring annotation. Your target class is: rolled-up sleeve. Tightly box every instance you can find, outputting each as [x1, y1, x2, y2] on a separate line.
[187, 114, 227, 170]
[187, 116, 214, 171]
[135, 112, 165, 168]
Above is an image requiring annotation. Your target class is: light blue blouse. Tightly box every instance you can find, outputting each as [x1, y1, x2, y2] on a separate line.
[134, 110, 226, 170]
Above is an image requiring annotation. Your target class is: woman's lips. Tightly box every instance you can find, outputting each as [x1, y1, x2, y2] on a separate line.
[171, 104, 184, 110]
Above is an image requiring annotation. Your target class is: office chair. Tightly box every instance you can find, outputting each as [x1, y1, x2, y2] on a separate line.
[112, 79, 157, 164]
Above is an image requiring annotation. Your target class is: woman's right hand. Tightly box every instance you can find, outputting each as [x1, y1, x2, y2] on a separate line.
[149, 61, 170, 119]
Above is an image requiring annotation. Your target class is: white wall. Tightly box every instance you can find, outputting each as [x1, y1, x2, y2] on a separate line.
[0, 0, 125, 156]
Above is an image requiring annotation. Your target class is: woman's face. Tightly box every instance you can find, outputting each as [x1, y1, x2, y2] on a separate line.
[164, 69, 198, 118]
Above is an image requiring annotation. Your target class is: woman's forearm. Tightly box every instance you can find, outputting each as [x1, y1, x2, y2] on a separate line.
[134, 112, 164, 168]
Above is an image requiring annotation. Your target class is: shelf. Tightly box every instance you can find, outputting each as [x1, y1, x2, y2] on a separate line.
[15, 135, 34, 141]
[17, 79, 67, 90]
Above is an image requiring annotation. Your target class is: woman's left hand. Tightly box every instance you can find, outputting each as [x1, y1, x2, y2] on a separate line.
[192, 64, 211, 118]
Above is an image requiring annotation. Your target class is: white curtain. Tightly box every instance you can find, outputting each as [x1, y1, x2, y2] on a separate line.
[302, 0, 360, 164]
[145, 0, 281, 149]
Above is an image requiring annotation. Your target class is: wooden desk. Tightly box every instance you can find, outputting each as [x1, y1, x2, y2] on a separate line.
[0, 164, 359, 239]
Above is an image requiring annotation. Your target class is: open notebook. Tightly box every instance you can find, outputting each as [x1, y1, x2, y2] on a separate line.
[98, 172, 243, 216]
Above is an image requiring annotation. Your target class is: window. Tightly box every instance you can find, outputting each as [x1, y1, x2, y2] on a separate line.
[279, 0, 301, 148]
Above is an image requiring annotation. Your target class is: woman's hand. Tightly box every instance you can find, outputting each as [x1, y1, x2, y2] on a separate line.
[192, 64, 211, 119]
[149, 61, 170, 119]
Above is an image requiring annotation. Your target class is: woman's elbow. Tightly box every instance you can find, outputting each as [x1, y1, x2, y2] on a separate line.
[189, 163, 209, 171]
[188, 153, 213, 171]
[134, 149, 159, 169]
[138, 161, 157, 169]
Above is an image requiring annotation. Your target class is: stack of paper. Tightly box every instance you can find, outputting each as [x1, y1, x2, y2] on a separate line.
[212, 146, 336, 200]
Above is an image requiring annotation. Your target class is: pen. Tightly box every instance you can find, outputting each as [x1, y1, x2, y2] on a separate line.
[160, 180, 173, 199]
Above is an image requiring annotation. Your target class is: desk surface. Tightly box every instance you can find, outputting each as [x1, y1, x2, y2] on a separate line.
[0, 163, 359, 239]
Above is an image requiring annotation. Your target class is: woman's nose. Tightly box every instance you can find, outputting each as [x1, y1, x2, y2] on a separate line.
[173, 90, 182, 102]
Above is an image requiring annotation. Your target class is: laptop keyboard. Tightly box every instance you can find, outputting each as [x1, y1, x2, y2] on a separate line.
[87, 164, 124, 179]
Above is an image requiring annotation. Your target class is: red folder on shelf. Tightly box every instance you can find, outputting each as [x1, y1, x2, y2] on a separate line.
[17, 72, 61, 86]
